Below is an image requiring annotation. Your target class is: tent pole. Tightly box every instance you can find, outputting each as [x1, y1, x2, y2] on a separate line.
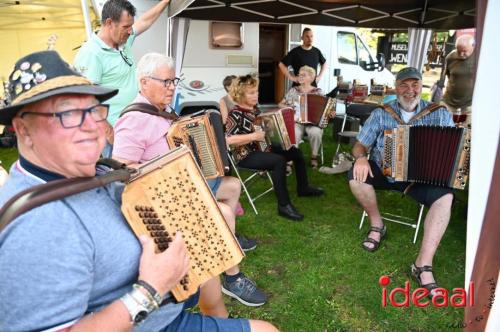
[81, 0, 93, 40]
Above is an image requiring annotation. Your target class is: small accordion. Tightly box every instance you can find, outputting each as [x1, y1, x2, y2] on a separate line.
[121, 146, 244, 301]
[255, 107, 296, 151]
[382, 125, 471, 189]
[298, 94, 336, 128]
[167, 110, 229, 179]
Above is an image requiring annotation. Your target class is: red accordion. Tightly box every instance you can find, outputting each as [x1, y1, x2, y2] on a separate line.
[298, 94, 336, 129]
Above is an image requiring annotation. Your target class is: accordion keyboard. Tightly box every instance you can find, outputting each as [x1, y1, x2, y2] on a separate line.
[186, 124, 218, 178]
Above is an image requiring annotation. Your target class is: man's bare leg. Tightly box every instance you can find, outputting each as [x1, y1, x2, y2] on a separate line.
[199, 277, 229, 318]
[218, 202, 240, 276]
[216, 176, 241, 213]
[349, 180, 384, 249]
[414, 193, 453, 285]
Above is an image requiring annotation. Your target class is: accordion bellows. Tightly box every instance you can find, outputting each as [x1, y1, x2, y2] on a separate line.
[298, 94, 336, 128]
[121, 146, 244, 301]
[383, 125, 471, 189]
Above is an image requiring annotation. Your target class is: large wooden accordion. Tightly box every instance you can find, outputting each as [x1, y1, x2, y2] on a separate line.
[166, 110, 229, 179]
[255, 107, 296, 151]
[382, 125, 471, 189]
[298, 94, 336, 128]
[121, 146, 244, 301]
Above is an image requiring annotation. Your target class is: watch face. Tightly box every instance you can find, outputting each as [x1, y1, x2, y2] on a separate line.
[134, 310, 148, 324]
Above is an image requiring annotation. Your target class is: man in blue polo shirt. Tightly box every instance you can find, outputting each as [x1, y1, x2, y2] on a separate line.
[74, 0, 171, 128]
[348, 67, 455, 300]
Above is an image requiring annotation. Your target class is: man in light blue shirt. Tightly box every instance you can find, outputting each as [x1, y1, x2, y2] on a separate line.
[348, 67, 455, 300]
[75, 0, 171, 126]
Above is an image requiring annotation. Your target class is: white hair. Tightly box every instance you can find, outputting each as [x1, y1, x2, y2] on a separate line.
[456, 35, 475, 48]
[136, 52, 175, 81]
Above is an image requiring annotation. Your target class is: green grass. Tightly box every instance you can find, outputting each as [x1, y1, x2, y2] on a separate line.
[0, 125, 467, 331]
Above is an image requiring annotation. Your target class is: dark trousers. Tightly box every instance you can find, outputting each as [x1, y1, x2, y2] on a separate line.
[237, 146, 309, 206]
[347, 160, 453, 207]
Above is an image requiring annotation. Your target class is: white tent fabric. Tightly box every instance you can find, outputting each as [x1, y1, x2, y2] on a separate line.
[407, 28, 433, 72]
[466, 0, 500, 330]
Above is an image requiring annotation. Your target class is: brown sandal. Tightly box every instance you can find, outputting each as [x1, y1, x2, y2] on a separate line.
[361, 225, 386, 252]
[286, 161, 293, 176]
[310, 156, 319, 169]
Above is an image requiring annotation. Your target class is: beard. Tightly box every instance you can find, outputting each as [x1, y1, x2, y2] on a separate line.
[397, 94, 420, 112]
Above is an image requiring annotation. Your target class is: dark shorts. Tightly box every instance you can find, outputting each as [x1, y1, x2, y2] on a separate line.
[207, 176, 222, 195]
[347, 160, 453, 207]
[163, 291, 251, 332]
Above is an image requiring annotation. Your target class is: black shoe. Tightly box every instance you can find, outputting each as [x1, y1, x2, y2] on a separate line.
[297, 186, 325, 197]
[236, 235, 257, 252]
[278, 204, 304, 221]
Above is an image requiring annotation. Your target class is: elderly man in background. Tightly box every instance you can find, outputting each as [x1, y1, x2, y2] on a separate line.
[0, 50, 277, 332]
[441, 34, 475, 126]
[112, 52, 268, 307]
[348, 67, 455, 299]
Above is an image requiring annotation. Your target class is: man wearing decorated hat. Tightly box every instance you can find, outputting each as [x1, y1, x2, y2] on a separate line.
[347, 67, 455, 299]
[0, 50, 277, 332]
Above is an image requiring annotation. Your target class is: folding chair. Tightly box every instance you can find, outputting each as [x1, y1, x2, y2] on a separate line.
[227, 152, 274, 215]
[359, 200, 425, 244]
[300, 136, 324, 165]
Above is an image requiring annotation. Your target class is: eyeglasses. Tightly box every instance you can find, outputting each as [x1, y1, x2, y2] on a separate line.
[120, 50, 132, 67]
[20, 104, 109, 129]
[148, 76, 181, 88]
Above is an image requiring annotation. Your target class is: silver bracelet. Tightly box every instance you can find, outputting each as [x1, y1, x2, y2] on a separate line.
[129, 287, 159, 312]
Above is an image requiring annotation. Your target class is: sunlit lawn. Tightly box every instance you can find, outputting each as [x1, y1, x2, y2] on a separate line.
[0, 123, 467, 331]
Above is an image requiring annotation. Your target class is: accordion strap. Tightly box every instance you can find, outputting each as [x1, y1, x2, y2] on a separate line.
[408, 103, 444, 123]
[382, 105, 405, 125]
[0, 163, 134, 233]
[382, 103, 445, 125]
[120, 102, 179, 121]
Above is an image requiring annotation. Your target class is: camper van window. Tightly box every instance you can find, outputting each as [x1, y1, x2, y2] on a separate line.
[356, 36, 374, 69]
[210, 22, 243, 49]
[337, 32, 357, 65]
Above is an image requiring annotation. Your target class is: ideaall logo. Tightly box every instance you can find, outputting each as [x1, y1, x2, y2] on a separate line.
[379, 275, 475, 308]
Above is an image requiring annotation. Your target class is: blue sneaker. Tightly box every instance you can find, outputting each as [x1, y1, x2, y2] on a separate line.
[236, 235, 257, 252]
[222, 274, 268, 307]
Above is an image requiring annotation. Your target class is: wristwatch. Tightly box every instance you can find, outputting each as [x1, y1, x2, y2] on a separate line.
[354, 154, 367, 161]
[120, 292, 149, 325]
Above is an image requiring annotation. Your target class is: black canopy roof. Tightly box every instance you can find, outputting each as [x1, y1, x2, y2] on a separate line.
[177, 0, 475, 29]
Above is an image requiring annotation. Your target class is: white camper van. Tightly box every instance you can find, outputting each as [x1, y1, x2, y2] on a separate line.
[177, 20, 394, 114]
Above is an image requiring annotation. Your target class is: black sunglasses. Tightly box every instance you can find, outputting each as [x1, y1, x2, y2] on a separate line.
[120, 50, 133, 67]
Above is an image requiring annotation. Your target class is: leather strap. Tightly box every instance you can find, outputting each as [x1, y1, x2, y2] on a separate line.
[0, 166, 134, 233]
[120, 103, 179, 121]
[408, 103, 444, 123]
[382, 102, 445, 125]
[382, 104, 405, 125]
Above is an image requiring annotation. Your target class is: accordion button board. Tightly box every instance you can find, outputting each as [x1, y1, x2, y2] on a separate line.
[121, 146, 244, 301]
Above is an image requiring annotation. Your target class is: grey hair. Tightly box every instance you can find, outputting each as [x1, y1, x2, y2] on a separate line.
[456, 34, 475, 48]
[136, 53, 175, 81]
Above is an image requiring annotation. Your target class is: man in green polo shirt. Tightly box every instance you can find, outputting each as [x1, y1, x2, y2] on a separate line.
[74, 0, 171, 127]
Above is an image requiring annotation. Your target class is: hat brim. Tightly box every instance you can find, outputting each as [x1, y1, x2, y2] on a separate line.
[396, 74, 422, 82]
[0, 84, 118, 125]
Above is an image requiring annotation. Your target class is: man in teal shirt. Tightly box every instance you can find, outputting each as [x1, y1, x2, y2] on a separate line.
[75, 0, 171, 127]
